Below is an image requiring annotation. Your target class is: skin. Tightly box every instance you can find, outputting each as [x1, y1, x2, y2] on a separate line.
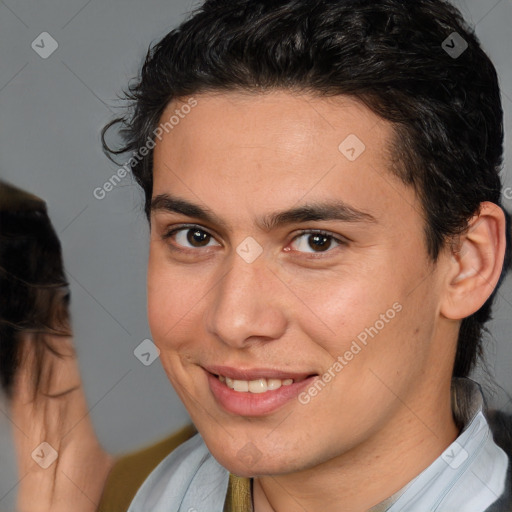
[148, 91, 506, 511]
[12, 334, 114, 512]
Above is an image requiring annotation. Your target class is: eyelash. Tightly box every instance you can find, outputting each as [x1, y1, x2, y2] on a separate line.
[162, 224, 219, 253]
[161, 224, 347, 256]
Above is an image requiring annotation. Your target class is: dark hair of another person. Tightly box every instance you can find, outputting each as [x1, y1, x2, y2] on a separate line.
[0, 180, 71, 399]
[102, 0, 511, 379]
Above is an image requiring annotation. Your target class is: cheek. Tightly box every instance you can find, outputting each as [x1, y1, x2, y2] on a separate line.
[295, 264, 428, 381]
[147, 250, 193, 346]
[147, 246, 218, 354]
[147, 254, 169, 342]
[288, 269, 392, 354]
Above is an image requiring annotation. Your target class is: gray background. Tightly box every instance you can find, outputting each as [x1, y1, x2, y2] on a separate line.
[0, 0, 511, 509]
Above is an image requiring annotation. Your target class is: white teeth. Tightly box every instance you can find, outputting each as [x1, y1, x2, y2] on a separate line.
[217, 375, 295, 393]
[233, 380, 249, 392]
[248, 379, 267, 394]
[267, 379, 282, 390]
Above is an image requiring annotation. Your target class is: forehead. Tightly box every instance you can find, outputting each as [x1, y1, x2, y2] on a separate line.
[155, 91, 390, 165]
[152, 91, 419, 230]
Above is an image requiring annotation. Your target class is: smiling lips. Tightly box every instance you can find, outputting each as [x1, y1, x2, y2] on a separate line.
[205, 365, 314, 392]
[205, 367, 317, 416]
[218, 374, 294, 393]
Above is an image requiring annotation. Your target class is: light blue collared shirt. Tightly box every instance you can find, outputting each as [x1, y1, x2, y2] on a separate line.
[127, 378, 509, 512]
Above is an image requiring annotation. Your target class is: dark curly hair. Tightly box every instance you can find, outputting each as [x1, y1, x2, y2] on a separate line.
[0, 180, 71, 399]
[102, 0, 510, 378]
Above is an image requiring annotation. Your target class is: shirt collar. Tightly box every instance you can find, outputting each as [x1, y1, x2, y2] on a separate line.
[378, 377, 509, 512]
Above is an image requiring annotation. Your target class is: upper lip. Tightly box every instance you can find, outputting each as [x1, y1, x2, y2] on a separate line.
[203, 365, 316, 382]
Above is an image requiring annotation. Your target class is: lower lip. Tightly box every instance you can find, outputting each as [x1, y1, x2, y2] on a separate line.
[206, 371, 317, 416]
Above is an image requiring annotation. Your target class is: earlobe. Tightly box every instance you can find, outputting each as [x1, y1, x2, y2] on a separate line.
[441, 202, 506, 320]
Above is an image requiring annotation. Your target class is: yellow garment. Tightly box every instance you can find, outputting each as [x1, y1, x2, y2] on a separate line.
[223, 474, 253, 512]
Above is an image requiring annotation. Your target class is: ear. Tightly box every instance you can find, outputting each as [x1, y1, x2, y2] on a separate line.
[441, 202, 507, 320]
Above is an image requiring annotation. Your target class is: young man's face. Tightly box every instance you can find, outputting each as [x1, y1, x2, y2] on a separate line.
[148, 91, 456, 476]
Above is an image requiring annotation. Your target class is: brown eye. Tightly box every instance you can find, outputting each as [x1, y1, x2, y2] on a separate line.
[290, 231, 343, 254]
[307, 234, 331, 252]
[187, 228, 211, 247]
[169, 227, 220, 249]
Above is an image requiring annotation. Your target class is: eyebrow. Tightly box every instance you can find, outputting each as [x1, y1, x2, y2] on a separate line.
[150, 193, 377, 231]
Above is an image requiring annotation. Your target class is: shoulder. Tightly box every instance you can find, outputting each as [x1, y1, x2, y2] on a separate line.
[127, 431, 229, 512]
[485, 410, 512, 512]
[98, 424, 198, 512]
[487, 409, 512, 457]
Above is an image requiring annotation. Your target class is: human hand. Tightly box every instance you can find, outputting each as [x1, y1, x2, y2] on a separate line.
[11, 335, 114, 512]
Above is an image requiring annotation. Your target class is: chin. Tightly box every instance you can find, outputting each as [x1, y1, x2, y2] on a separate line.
[205, 438, 302, 477]
[213, 455, 288, 478]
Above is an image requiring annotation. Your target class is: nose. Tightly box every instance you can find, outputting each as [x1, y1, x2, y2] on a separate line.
[205, 253, 288, 348]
